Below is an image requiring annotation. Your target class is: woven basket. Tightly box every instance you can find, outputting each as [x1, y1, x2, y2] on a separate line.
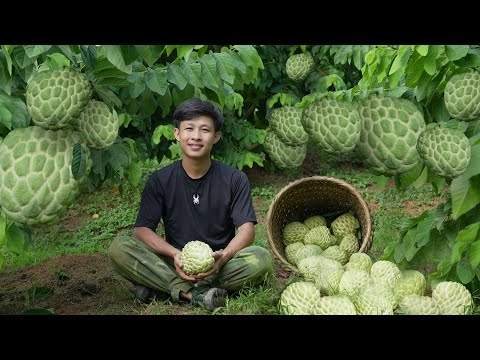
[266, 176, 373, 271]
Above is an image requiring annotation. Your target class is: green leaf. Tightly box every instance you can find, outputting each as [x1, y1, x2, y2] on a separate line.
[456, 259, 476, 284]
[392, 242, 405, 262]
[106, 143, 130, 177]
[127, 72, 146, 98]
[233, 45, 264, 69]
[445, 45, 469, 61]
[79, 45, 97, 69]
[198, 56, 219, 90]
[179, 61, 203, 88]
[2, 45, 12, 75]
[413, 164, 428, 189]
[152, 124, 175, 144]
[454, 49, 480, 68]
[138, 90, 157, 118]
[389, 45, 409, 75]
[0, 212, 6, 247]
[462, 142, 480, 179]
[46, 53, 70, 70]
[403, 227, 419, 261]
[120, 45, 138, 65]
[415, 45, 429, 56]
[92, 55, 131, 78]
[469, 239, 480, 268]
[167, 63, 188, 90]
[95, 86, 122, 108]
[11, 46, 34, 70]
[24, 45, 51, 58]
[405, 54, 426, 88]
[451, 174, 480, 219]
[6, 223, 27, 255]
[423, 45, 438, 76]
[102, 45, 132, 74]
[212, 52, 235, 85]
[0, 92, 30, 129]
[146, 67, 168, 95]
[399, 162, 424, 189]
[135, 45, 162, 67]
[71, 143, 88, 181]
[127, 160, 142, 187]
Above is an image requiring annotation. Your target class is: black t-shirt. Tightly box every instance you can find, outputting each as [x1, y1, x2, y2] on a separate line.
[134, 160, 257, 251]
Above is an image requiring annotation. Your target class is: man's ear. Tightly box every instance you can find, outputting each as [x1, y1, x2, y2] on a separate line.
[174, 127, 180, 141]
[213, 131, 221, 143]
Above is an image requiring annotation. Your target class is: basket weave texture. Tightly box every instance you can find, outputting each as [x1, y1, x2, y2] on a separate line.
[266, 176, 373, 270]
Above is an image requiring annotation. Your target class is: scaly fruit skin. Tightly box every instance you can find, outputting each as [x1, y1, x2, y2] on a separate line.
[396, 295, 440, 315]
[313, 295, 357, 315]
[417, 124, 471, 178]
[356, 96, 426, 176]
[302, 99, 361, 155]
[432, 281, 473, 315]
[269, 106, 308, 146]
[444, 71, 480, 121]
[280, 281, 321, 315]
[286, 53, 314, 81]
[263, 129, 306, 169]
[26, 68, 92, 130]
[75, 100, 119, 150]
[303, 215, 327, 229]
[181, 240, 215, 275]
[282, 221, 309, 246]
[0, 126, 91, 226]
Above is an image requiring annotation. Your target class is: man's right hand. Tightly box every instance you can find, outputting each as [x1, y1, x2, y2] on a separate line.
[173, 250, 199, 282]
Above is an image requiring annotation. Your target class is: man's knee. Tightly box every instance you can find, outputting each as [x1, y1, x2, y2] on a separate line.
[108, 236, 132, 266]
[242, 246, 273, 275]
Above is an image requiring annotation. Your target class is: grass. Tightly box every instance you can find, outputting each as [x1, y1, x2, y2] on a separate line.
[1, 149, 467, 314]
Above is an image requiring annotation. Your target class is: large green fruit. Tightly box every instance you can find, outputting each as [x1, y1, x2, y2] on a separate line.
[444, 71, 480, 121]
[431, 281, 473, 315]
[280, 281, 321, 315]
[286, 53, 314, 82]
[417, 123, 471, 178]
[0, 126, 91, 226]
[302, 99, 361, 154]
[396, 295, 440, 315]
[74, 100, 119, 150]
[313, 295, 357, 315]
[26, 68, 92, 130]
[356, 96, 426, 176]
[263, 129, 306, 169]
[181, 240, 215, 275]
[269, 106, 308, 146]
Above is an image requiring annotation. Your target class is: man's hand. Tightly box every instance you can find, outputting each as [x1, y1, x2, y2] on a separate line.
[192, 250, 229, 280]
[173, 250, 199, 282]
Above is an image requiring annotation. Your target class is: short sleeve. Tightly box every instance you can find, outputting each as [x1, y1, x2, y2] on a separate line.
[230, 171, 257, 228]
[134, 174, 164, 232]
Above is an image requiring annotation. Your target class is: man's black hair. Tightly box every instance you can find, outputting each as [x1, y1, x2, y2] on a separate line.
[173, 98, 224, 132]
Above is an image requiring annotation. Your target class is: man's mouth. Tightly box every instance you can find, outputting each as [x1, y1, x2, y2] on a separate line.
[189, 144, 203, 150]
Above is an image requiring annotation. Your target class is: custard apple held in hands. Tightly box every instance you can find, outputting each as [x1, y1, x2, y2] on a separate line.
[181, 240, 215, 275]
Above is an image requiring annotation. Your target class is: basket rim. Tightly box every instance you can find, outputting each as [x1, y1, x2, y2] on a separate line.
[265, 175, 373, 271]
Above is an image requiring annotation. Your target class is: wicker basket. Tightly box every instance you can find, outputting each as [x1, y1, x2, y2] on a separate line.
[266, 176, 373, 271]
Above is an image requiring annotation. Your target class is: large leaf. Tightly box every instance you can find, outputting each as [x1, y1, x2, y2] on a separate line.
[102, 45, 132, 74]
[127, 72, 146, 99]
[198, 55, 220, 91]
[0, 92, 30, 129]
[146, 67, 168, 95]
[445, 45, 469, 62]
[212, 52, 235, 85]
[79, 45, 97, 69]
[135, 45, 162, 67]
[120, 45, 138, 65]
[233, 45, 263, 69]
[415, 45, 429, 56]
[403, 226, 419, 261]
[462, 142, 480, 179]
[24, 45, 51, 58]
[450, 222, 480, 263]
[423, 45, 438, 76]
[456, 259, 476, 284]
[95, 86, 122, 108]
[469, 239, 480, 268]
[167, 63, 188, 90]
[0, 212, 6, 247]
[71, 143, 88, 181]
[451, 174, 480, 220]
[6, 223, 28, 255]
[106, 143, 130, 177]
[179, 61, 203, 88]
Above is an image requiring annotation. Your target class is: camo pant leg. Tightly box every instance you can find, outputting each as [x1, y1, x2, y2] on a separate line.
[108, 235, 194, 302]
[206, 246, 274, 292]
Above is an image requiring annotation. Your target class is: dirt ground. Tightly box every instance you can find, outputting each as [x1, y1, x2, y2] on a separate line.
[0, 154, 443, 315]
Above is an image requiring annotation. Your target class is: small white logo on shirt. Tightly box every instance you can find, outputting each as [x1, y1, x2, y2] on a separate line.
[193, 194, 200, 205]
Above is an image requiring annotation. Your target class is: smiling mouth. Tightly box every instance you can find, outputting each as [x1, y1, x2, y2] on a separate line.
[189, 144, 203, 150]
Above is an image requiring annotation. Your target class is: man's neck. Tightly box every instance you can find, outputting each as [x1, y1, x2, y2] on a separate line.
[181, 157, 212, 179]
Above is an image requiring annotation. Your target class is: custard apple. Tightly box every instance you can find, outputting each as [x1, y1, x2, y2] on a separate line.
[282, 221, 309, 246]
[322, 245, 349, 265]
[304, 226, 335, 250]
[294, 244, 323, 264]
[269, 106, 308, 146]
[356, 96, 426, 176]
[417, 123, 471, 178]
[315, 267, 344, 296]
[286, 53, 314, 81]
[0, 126, 91, 226]
[285, 242, 305, 265]
[331, 213, 360, 238]
[74, 100, 119, 150]
[302, 98, 361, 155]
[338, 234, 359, 259]
[345, 252, 372, 273]
[26, 68, 92, 130]
[370, 260, 401, 289]
[431, 281, 473, 315]
[313, 295, 357, 315]
[181, 240, 215, 275]
[338, 269, 371, 297]
[264, 129, 306, 170]
[280, 281, 321, 315]
[396, 295, 440, 315]
[444, 71, 480, 121]
[393, 270, 426, 303]
[303, 215, 327, 229]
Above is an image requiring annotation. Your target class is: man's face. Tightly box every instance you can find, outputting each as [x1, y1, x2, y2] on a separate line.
[174, 116, 221, 159]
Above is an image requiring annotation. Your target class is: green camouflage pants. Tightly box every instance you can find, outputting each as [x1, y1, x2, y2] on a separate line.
[108, 235, 273, 303]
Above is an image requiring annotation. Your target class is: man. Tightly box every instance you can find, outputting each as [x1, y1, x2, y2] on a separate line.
[108, 98, 273, 312]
